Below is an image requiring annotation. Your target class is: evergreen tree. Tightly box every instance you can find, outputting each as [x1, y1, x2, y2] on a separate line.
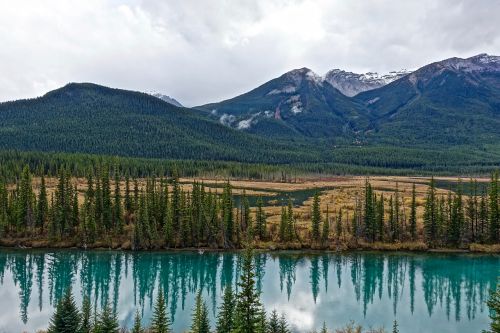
[151, 288, 171, 333]
[233, 247, 263, 333]
[47, 288, 81, 333]
[36, 175, 49, 233]
[216, 286, 235, 333]
[254, 197, 267, 241]
[311, 192, 321, 242]
[376, 195, 384, 242]
[80, 296, 92, 333]
[222, 182, 234, 247]
[113, 171, 123, 233]
[424, 178, 438, 246]
[279, 205, 287, 242]
[286, 199, 295, 242]
[190, 292, 210, 333]
[363, 180, 376, 242]
[323, 206, 331, 244]
[410, 183, 417, 241]
[131, 310, 143, 333]
[489, 172, 499, 243]
[96, 302, 119, 333]
[18, 165, 35, 232]
[267, 310, 280, 333]
[278, 314, 290, 333]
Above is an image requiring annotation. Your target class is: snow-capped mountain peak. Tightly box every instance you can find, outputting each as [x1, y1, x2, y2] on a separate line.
[148, 92, 183, 107]
[324, 69, 411, 97]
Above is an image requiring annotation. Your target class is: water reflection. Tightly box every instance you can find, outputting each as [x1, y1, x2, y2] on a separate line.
[0, 250, 497, 333]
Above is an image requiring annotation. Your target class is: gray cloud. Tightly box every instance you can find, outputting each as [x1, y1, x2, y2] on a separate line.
[0, 0, 499, 106]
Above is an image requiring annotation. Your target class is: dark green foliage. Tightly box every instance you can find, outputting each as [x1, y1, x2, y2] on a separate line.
[233, 248, 263, 333]
[151, 288, 171, 333]
[131, 310, 143, 333]
[392, 320, 399, 333]
[190, 292, 210, 333]
[80, 296, 92, 333]
[96, 302, 120, 333]
[47, 288, 80, 333]
[311, 192, 321, 242]
[267, 310, 280, 333]
[254, 197, 267, 241]
[216, 286, 236, 333]
[489, 172, 499, 243]
[410, 184, 417, 241]
[363, 180, 376, 242]
[424, 178, 438, 246]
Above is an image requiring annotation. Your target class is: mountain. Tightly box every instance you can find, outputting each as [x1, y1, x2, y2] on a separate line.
[197, 68, 367, 140]
[0, 83, 318, 163]
[150, 93, 183, 107]
[324, 69, 411, 97]
[355, 53, 500, 146]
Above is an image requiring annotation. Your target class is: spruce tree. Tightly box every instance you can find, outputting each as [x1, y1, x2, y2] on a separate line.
[489, 172, 499, 243]
[36, 175, 49, 233]
[151, 287, 171, 333]
[190, 292, 210, 333]
[286, 198, 295, 242]
[320, 322, 328, 333]
[278, 313, 290, 333]
[279, 205, 287, 242]
[18, 165, 34, 232]
[423, 178, 438, 246]
[96, 302, 119, 333]
[267, 310, 280, 333]
[131, 310, 143, 333]
[311, 192, 321, 242]
[216, 286, 235, 333]
[363, 180, 375, 242]
[233, 247, 263, 333]
[254, 197, 267, 241]
[323, 206, 331, 244]
[392, 320, 399, 333]
[410, 183, 417, 241]
[113, 171, 123, 233]
[222, 182, 234, 247]
[47, 288, 81, 333]
[80, 295, 92, 333]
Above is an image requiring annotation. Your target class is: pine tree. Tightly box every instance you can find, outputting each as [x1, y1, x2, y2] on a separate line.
[222, 182, 234, 247]
[47, 288, 81, 333]
[485, 283, 500, 333]
[190, 292, 210, 333]
[376, 194, 384, 242]
[424, 178, 438, 246]
[489, 172, 499, 243]
[96, 302, 119, 333]
[151, 287, 171, 333]
[233, 247, 263, 333]
[36, 175, 49, 233]
[267, 310, 280, 333]
[286, 198, 295, 242]
[363, 180, 376, 242]
[113, 171, 123, 233]
[278, 314, 290, 333]
[131, 310, 143, 333]
[216, 286, 235, 333]
[410, 183, 417, 241]
[254, 197, 267, 241]
[311, 192, 321, 243]
[18, 165, 34, 232]
[80, 296, 92, 333]
[323, 206, 331, 244]
[279, 205, 287, 242]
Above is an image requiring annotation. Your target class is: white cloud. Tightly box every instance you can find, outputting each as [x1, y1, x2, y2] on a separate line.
[0, 0, 499, 106]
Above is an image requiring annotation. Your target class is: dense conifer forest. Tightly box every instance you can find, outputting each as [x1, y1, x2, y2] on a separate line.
[0, 163, 498, 251]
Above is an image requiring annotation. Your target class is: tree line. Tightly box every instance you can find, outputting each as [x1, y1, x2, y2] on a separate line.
[0, 165, 498, 249]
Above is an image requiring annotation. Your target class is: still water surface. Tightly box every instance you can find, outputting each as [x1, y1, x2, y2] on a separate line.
[0, 250, 498, 333]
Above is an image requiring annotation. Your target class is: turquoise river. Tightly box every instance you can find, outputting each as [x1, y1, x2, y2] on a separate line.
[0, 250, 498, 332]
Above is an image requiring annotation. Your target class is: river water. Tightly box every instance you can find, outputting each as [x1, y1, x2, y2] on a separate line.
[0, 250, 497, 333]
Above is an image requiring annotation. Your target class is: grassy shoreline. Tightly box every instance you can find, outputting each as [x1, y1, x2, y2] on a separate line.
[1, 237, 499, 254]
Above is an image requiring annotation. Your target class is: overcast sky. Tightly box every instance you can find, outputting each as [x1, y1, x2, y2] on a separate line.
[1, 0, 499, 106]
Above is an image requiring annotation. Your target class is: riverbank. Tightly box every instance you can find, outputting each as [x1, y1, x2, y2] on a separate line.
[2, 237, 499, 254]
